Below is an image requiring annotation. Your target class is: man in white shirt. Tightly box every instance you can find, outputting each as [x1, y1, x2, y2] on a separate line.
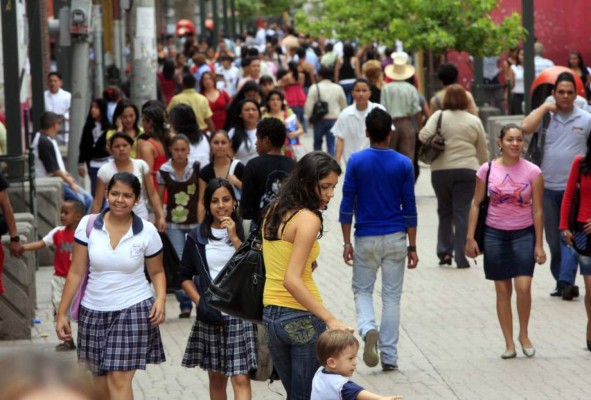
[44, 72, 71, 140]
[216, 55, 240, 97]
[32, 112, 93, 214]
[534, 42, 555, 77]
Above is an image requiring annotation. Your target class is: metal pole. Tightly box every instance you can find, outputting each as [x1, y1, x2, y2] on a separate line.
[130, 0, 157, 109]
[222, 0, 228, 40]
[92, 2, 104, 97]
[230, 0, 236, 40]
[199, 0, 206, 41]
[55, 0, 72, 91]
[212, 0, 218, 49]
[522, 0, 535, 114]
[2, 0, 23, 155]
[119, 1, 127, 82]
[473, 58, 484, 106]
[112, 0, 122, 74]
[67, 37, 90, 177]
[28, 0, 46, 132]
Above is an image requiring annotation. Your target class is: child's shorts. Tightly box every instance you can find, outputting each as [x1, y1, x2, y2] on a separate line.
[51, 275, 67, 317]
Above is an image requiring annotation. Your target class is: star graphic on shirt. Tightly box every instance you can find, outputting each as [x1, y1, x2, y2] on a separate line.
[491, 173, 530, 206]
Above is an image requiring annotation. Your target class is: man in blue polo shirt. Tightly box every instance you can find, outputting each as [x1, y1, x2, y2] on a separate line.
[522, 72, 591, 300]
[339, 107, 418, 372]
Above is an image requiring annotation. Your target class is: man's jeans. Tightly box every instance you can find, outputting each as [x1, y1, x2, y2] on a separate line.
[263, 305, 325, 399]
[312, 118, 336, 156]
[353, 232, 407, 365]
[62, 183, 93, 215]
[543, 188, 578, 287]
[167, 227, 193, 312]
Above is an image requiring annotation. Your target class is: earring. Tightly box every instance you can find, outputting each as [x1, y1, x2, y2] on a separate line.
[498, 147, 503, 154]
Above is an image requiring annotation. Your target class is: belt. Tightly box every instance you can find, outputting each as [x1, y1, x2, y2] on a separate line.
[392, 116, 411, 122]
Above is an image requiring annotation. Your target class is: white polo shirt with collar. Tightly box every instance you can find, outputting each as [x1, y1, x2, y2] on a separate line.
[75, 211, 163, 311]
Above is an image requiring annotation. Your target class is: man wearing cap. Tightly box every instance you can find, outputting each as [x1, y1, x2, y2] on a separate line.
[380, 52, 422, 162]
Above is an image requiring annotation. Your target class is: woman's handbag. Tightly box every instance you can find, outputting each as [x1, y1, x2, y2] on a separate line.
[309, 85, 329, 124]
[70, 214, 98, 322]
[418, 111, 445, 164]
[474, 161, 492, 253]
[205, 227, 265, 323]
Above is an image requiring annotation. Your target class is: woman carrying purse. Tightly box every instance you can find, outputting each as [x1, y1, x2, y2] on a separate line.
[466, 124, 546, 359]
[179, 178, 257, 399]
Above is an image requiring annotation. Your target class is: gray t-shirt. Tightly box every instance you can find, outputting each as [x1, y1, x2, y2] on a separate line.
[541, 107, 591, 190]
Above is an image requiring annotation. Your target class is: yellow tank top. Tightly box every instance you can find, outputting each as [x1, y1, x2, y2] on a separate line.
[262, 210, 322, 310]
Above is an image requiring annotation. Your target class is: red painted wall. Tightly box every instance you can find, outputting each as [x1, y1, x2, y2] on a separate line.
[449, 0, 591, 90]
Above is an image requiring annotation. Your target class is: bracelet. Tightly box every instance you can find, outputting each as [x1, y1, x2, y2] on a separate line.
[407, 245, 416, 252]
[343, 243, 353, 248]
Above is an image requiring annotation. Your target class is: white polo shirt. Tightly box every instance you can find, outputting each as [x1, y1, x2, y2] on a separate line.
[75, 211, 163, 311]
[332, 101, 386, 164]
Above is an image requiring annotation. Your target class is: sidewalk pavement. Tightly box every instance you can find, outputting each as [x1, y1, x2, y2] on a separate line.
[2, 146, 591, 399]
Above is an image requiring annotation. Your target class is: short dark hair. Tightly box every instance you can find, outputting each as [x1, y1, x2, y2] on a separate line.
[259, 75, 274, 85]
[63, 199, 85, 216]
[107, 172, 141, 198]
[243, 56, 259, 68]
[47, 72, 62, 80]
[109, 132, 134, 147]
[554, 71, 576, 89]
[182, 72, 196, 89]
[437, 63, 459, 86]
[317, 66, 333, 82]
[316, 330, 359, 367]
[365, 108, 392, 143]
[40, 112, 61, 130]
[257, 117, 286, 148]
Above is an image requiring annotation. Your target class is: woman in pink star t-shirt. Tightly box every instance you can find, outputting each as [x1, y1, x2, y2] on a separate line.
[466, 123, 546, 360]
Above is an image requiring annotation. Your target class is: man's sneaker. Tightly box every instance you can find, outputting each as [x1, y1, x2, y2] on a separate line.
[382, 363, 398, 372]
[363, 329, 380, 367]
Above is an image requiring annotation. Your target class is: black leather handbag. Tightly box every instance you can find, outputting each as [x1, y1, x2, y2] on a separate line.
[475, 161, 492, 253]
[205, 228, 265, 323]
[524, 113, 550, 166]
[309, 85, 329, 124]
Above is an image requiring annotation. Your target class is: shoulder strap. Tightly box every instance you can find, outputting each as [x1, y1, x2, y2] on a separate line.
[436, 111, 443, 136]
[484, 161, 492, 199]
[316, 83, 322, 101]
[192, 161, 201, 176]
[228, 159, 239, 176]
[280, 209, 303, 239]
[86, 214, 99, 238]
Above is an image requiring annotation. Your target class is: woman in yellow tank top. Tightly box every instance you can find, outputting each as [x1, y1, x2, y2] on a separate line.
[262, 151, 354, 399]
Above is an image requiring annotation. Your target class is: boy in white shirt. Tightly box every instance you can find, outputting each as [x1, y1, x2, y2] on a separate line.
[311, 330, 403, 400]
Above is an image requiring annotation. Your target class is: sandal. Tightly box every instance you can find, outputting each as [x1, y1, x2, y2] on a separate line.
[55, 339, 76, 352]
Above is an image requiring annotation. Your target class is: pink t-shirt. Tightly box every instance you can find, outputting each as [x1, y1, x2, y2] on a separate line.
[476, 159, 542, 230]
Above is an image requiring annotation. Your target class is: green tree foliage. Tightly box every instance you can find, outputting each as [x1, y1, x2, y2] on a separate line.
[236, 0, 304, 20]
[295, 0, 525, 57]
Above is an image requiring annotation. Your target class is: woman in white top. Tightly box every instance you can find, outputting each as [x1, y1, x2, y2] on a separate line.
[509, 48, 525, 115]
[57, 172, 166, 399]
[92, 132, 166, 231]
[180, 178, 256, 399]
[228, 98, 261, 164]
[419, 84, 489, 268]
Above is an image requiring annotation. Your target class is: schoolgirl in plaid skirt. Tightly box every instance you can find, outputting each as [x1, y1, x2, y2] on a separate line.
[179, 178, 257, 399]
[57, 172, 167, 399]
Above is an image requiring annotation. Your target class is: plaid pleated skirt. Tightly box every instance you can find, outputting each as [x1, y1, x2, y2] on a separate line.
[182, 314, 257, 376]
[77, 298, 166, 376]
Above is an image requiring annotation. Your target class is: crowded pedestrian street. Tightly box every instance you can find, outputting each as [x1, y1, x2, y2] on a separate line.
[3, 134, 590, 399]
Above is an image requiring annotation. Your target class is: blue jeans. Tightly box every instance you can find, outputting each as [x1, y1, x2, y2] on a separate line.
[263, 305, 326, 399]
[543, 189, 578, 287]
[291, 105, 307, 133]
[353, 232, 407, 365]
[312, 118, 336, 156]
[167, 226, 193, 312]
[62, 183, 93, 214]
[340, 81, 354, 105]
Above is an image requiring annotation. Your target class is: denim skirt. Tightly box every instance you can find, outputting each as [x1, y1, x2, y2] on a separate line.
[483, 225, 535, 281]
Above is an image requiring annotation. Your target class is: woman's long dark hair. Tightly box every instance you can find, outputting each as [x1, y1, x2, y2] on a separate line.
[230, 98, 260, 154]
[142, 105, 171, 157]
[581, 134, 591, 175]
[264, 151, 342, 241]
[169, 103, 206, 145]
[85, 98, 109, 128]
[200, 178, 245, 242]
[224, 81, 262, 131]
[287, 61, 299, 82]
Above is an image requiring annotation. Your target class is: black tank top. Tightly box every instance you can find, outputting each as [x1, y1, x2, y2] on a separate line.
[339, 57, 356, 80]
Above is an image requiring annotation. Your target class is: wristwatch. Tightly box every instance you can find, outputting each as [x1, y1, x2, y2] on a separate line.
[10, 236, 20, 243]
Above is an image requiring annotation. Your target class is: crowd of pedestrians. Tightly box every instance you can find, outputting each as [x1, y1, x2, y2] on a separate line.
[3, 21, 591, 400]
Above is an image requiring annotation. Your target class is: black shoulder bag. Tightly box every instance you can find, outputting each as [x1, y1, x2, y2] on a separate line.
[475, 161, 492, 253]
[418, 110, 445, 164]
[524, 113, 550, 166]
[309, 84, 329, 124]
[205, 227, 265, 323]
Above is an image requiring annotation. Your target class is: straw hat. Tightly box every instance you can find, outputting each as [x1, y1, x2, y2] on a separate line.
[384, 52, 415, 81]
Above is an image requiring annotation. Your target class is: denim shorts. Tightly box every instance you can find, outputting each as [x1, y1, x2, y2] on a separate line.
[483, 225, 535, 281]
